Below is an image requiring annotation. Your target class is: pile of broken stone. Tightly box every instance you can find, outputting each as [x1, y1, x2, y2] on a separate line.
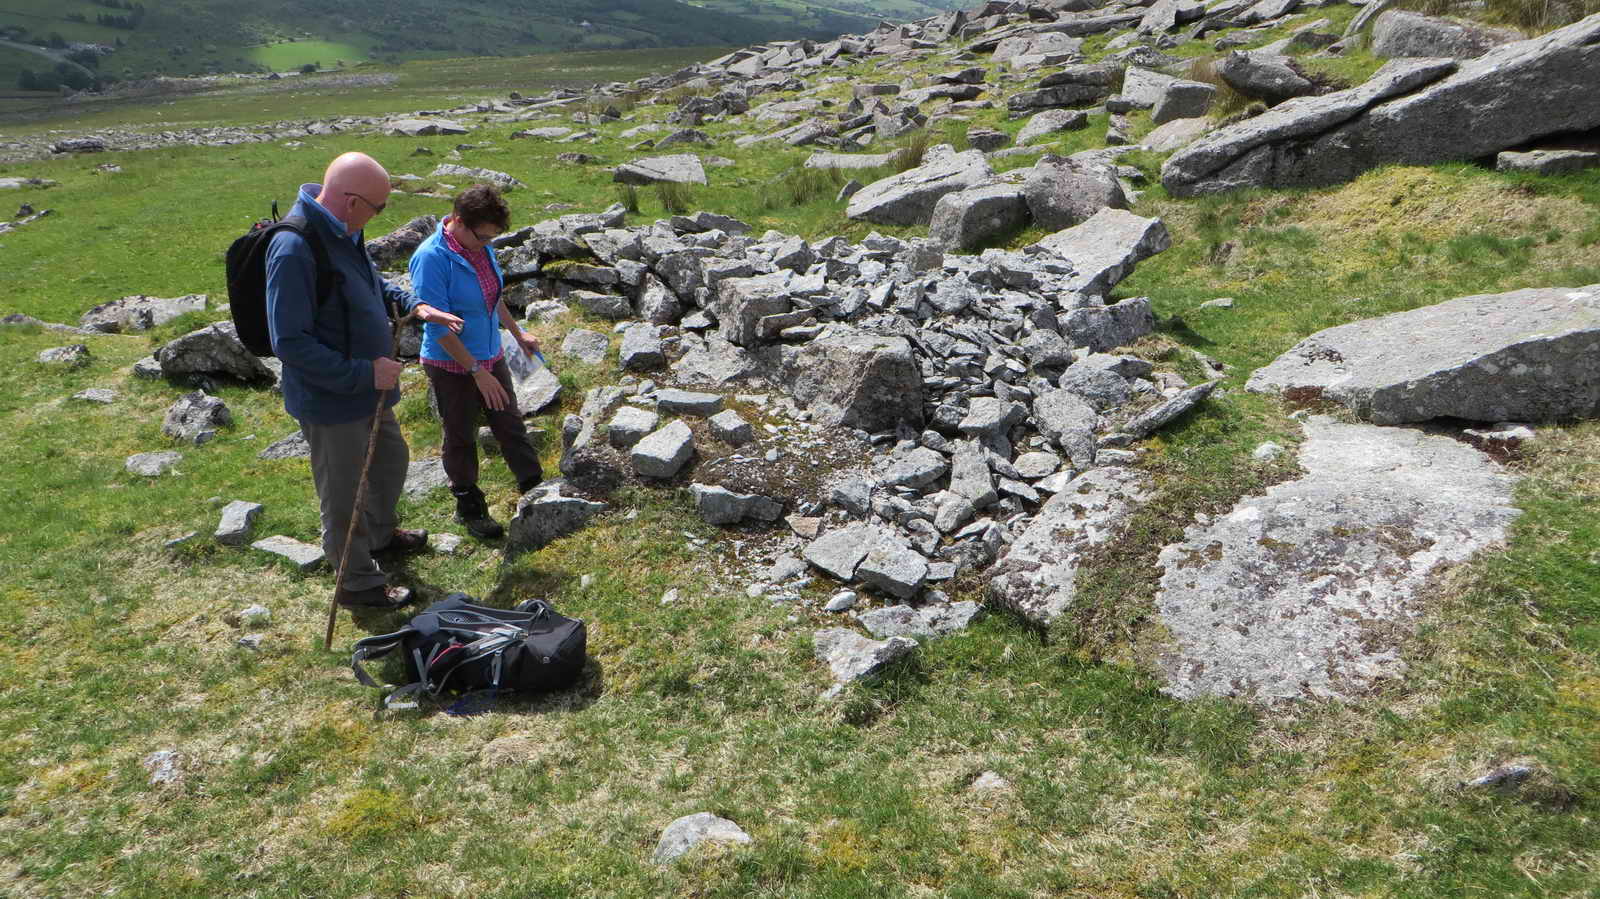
[383, 189, 1215, 683]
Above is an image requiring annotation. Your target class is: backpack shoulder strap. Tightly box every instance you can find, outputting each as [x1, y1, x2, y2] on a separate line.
[277, 214, 342, 302]
[277, 213, 352, 360]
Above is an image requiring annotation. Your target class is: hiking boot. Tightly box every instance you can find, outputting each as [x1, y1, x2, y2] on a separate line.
[376, 528, 429, 556]
[338, 584, 416, 610]
[517, 462, 544, 495]
[453, 485, 504, 540]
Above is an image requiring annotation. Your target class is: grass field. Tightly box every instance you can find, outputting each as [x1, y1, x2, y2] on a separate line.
[1, 9, 1598, 896]
[0, 46, 727, 131]
[246, 40, 372, 72]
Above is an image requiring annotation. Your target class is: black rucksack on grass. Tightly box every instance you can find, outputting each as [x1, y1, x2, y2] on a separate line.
[351, 594, 588, 699]
[224, 202, 341, 357]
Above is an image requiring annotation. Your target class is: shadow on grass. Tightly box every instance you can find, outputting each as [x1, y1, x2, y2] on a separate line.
[1156, 312, 1218, 349]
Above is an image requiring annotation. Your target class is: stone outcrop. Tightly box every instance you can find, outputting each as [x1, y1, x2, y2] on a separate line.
[126, 451, 182, 476]
[813, 627, 917, 683]
[1021, 155, 1128, 232]
[430, 164, 525, 191]
[1247, 285, 1600, 424]
[786, 332, 924, 431]
[251, 535, 324, 570]
[162, 391, 232, 445]
[386, 118, 468, 136]
[1496, 149, 1600, 175]
[1163, 15, 1600, 195]
[506, 484, 608, 555]
[614, 154, 708, 185]
[1016, 109, 1088, 145]
[631, 419, 697, 478]
[215, 500, 263, 546]
[1216, 51, 1314, 104]
[928, 184, 1029, 252]
[1370, 10, 1522, 60]
[80, 294, 204, 333]
[845, 146, 993, 226]
[1031, 208, 1171, 299]
[1157, 416, 1520, 703]
[366, 215, 439, 271]
[155, 321, 275, 383]
[653, 813, 752, 865]
[690, 483, 783, 525]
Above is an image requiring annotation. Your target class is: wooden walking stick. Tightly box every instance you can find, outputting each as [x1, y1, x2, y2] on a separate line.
[324, 307, 415, 651]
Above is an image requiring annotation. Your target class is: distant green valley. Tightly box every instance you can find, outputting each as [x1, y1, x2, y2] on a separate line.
[0, 0, 961, 91]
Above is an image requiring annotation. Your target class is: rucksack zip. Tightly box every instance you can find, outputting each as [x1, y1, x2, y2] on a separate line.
[430, 634, 518, 694]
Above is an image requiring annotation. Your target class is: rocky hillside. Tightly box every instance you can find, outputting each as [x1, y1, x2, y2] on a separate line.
[3, 0, 1599, 893]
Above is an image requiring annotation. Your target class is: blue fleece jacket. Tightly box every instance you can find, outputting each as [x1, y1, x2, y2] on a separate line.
[265, 183, 420, 425]
[409, 222, 506, 368]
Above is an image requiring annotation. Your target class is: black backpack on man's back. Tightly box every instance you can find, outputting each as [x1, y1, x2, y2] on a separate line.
[224, 202, 342, 356]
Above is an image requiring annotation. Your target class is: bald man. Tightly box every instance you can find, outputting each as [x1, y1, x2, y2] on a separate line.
[265, 152, 462, 610]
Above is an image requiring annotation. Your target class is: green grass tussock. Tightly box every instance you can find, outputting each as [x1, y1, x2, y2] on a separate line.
[1183, 56, 1254, 121]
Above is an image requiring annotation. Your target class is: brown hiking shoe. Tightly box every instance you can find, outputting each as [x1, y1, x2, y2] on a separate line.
[338, 584, 416, 610]
[376, 528, 429, 556]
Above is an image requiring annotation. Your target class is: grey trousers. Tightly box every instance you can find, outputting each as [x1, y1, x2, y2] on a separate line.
[302, 407, 409, 592]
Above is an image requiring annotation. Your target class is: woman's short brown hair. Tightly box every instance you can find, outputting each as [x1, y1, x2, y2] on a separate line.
[453, 183, 511, 232]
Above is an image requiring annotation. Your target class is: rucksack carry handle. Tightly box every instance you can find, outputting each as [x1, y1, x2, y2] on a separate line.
[350, 627, 416, 688]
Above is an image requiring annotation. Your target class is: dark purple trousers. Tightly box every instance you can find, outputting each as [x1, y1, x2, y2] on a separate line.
[425, 359, 543, 492]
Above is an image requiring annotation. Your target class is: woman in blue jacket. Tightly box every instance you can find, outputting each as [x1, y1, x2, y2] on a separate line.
[409, 185, 543, 539]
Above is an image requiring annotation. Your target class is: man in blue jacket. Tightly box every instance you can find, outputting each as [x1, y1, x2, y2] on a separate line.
[265, 152, 463, 609]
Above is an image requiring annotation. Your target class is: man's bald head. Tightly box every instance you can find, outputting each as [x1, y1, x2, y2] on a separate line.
[315, 152, 392, 235]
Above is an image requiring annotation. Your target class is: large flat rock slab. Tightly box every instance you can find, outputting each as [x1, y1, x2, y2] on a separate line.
[988, 467, 1152, 626]
[1156, 417, 1520, 704]
[614, 154, 708, 186]
[845, 145, 993, 227]
[1030, 208, 1171, 299]
[1247, 284, 1600, 424]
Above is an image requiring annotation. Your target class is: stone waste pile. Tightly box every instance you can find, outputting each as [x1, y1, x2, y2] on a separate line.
[30, 191, 1205, 688]
[447, 197, 1215, 685]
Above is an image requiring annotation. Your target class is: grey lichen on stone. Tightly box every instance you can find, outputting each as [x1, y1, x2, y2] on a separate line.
[1155, 416, 1520, 704]
[652, 812, 752, 864]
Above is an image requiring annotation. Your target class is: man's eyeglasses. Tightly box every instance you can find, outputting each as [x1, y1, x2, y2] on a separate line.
[344, 191, 386, 215]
